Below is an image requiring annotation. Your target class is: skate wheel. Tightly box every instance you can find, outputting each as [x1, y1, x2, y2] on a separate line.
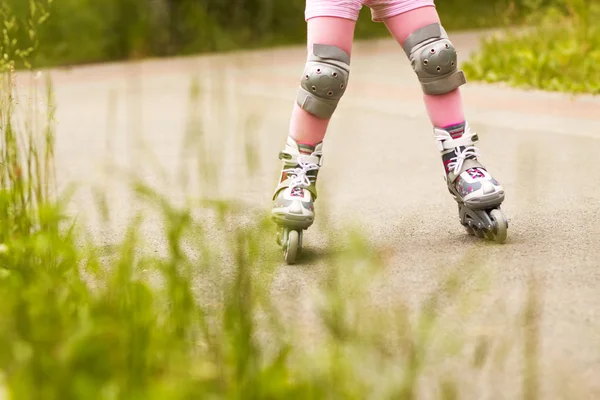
[284, 230, 300, 265]
[276, 229, 282, 246]
[464, 225, 475, 236]
[490, 209, 508, 243]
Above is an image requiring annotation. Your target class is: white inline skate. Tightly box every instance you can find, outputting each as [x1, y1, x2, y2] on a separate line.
[271, 137, 323, 264]
[435, 123, 508, 242]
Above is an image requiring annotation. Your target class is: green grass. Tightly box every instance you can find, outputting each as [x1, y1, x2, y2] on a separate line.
[0, 2, 552, 399]
[463, 0, 600, 94]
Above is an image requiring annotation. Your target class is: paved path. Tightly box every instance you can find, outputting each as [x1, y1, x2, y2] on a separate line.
[29, 30, 600, 398]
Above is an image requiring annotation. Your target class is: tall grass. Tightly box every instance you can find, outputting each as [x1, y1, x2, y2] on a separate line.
[0, 2, 552, 399]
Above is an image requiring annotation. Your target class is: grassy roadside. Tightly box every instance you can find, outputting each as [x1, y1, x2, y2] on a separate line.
[463, 0, 600, 94]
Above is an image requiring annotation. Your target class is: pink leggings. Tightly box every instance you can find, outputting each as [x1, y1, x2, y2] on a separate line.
[290, 4, 464, 145]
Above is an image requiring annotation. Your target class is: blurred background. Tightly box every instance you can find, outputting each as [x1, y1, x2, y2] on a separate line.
[1, 0, 565, 68]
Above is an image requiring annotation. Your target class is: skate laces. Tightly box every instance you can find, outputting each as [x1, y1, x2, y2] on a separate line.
[435, 129, 480, 176]
[285, 153, 321, 190]
[447, 146, 480, 176]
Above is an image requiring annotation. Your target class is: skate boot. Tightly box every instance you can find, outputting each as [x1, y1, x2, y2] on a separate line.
[434, 122, 508, 242]
[272, 136, 323, 263]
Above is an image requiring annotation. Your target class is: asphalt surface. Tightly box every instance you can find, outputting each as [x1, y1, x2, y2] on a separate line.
[29, 30, 600, 398]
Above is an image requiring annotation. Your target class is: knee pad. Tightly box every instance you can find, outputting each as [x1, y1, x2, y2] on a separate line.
[296, 44, 350, 119]
[403, 23, 466, 95]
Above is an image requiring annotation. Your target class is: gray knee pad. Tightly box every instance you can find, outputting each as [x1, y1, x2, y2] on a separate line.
[403, 23, 466, 95]
[297, 44, 350, 119]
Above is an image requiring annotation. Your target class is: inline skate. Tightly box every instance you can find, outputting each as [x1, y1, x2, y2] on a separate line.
[272, 137, 323, 264]
[434, 122, 508, 242]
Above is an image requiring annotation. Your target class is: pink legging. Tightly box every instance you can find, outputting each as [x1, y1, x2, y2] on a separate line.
[290, 6, 464, 145]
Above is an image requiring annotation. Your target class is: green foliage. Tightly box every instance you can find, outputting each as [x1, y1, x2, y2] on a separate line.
[463, 0, 600, 94]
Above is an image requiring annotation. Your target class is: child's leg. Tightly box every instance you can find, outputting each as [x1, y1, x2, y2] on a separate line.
[290, 16, 356, 145]
[271, 14, 357, 239]
[380, 4, 507, 240]
[383, 6, 465, 128]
